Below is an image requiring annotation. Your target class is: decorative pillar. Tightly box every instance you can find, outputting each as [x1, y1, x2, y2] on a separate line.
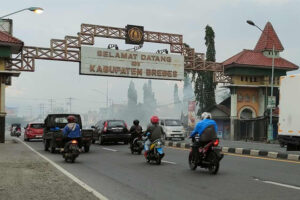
[258, 88, 265, 117]
[230, 88, 237, 140]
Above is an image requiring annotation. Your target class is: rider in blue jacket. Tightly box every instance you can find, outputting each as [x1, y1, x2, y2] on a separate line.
[62, 115, 82, 151]
[189, 112, 218, 138]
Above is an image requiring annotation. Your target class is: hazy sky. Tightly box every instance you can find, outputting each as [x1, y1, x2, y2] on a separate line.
[2, 0, 300, 116]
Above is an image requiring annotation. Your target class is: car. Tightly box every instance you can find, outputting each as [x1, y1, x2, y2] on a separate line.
[160, 118, 185, 140]
[92, 120, 130, 145]
[24, 123, 44, 141]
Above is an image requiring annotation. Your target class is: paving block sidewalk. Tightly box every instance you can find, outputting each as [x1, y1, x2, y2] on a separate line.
[0, 138, 99, 200]
[164, 139, 300, 161]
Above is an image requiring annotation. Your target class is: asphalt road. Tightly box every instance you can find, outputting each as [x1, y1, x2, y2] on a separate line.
[25, 139, 300, 200]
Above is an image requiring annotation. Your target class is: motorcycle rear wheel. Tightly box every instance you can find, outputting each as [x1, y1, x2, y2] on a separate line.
[207, 152, 220, 174]
[188, 152, 197, 170]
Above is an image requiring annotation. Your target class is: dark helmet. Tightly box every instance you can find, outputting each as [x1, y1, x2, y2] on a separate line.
[67, 115, 76, 123]
[150, 116, 159, 124]
[133, 119, 139, 126]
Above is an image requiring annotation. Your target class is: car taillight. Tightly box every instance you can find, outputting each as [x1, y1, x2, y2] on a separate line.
[103, 121, 108, 132]
[213, 139, 219, 146]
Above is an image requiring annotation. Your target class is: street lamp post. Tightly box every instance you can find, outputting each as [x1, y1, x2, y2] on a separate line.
[0, 7, 44, 19]
[247, 20, 275, 142]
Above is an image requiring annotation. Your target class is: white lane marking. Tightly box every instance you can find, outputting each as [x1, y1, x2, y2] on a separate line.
[161, 160, 176, 165]
[17, 139, 109, 200]
[254, 178, 300, 191]
[263, 181, 300, 190]
[102, 148, 118, 152]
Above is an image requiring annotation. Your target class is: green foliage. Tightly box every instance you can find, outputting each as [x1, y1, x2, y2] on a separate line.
[173, 83, 180, 104]
[205, 25, 216, 62]
[191, 25, 217, 116]
[128, 81, 137, 108]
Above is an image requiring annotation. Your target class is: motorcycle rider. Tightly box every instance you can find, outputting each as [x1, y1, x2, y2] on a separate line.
[61, 115, 82, 152]
[144, 116, 165, 158]
[129, 119, 143, 148]
[189, 112, 218, 157]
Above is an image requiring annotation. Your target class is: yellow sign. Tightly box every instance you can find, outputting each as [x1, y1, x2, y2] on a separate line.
[128, 27, 143, 43]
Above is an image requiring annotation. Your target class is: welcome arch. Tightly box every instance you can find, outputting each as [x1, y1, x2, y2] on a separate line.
[5, 23, 230, 83]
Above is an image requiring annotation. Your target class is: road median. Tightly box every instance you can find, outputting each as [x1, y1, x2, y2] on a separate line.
[163, 141, 300, 162]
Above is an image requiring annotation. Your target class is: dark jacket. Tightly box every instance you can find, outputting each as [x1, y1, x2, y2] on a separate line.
[129, 125, 143, 138]
[146, 124, 165, 142]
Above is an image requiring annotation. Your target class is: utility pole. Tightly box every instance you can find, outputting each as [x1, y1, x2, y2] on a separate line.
[48, 98, 55, 113]
[39, 104, 45, 120]
[66, 97, 74, 113]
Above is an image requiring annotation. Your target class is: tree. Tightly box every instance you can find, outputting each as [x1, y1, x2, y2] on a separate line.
[143, 80, 156, 106]
[142, 80, 157, 122]
[173, 83, 180, 104]
[203, 25, 216, 109]
[128, 81, 137, 108]
[192, 25, 216, 116]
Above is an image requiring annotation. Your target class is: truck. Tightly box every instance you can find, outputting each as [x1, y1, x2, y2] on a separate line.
[43, 114, 93, 153]
[278, 74, 300, 151]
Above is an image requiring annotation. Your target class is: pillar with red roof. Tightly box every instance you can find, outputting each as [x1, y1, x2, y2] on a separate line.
[0, 24, 23, 143]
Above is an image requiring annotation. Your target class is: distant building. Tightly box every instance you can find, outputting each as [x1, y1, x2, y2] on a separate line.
[222, 22, 299, 141]
[206, 98, 231, 140]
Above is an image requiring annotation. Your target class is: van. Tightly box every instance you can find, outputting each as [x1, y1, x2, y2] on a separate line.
[160, 119, 185, 140]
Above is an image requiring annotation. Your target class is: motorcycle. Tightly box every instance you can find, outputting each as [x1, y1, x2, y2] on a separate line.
[62, 139, 80, 163]
[130, 135, 144, 154]
[145, 139, 165, 165]
[188, 137, 224, 174]
[15, 130, 21, 137]
[11, 128, 21, 137]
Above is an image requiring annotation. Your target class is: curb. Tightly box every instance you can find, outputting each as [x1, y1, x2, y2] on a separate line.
[163, 141, 300, 161]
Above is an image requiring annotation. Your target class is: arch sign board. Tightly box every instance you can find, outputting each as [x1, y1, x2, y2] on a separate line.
[80, 46, 184, 80]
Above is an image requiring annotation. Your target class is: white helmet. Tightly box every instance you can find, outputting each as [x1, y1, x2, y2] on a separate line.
[201, 112, 212, 120]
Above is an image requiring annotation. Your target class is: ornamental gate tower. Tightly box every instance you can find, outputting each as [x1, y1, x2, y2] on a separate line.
[223, 22, 298, 141]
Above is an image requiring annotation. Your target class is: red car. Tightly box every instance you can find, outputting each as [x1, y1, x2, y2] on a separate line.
[24, 123, 44, 141]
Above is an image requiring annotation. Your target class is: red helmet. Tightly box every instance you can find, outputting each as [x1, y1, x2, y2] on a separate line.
[67, 115, 76, 123]
[150, 116, 159, 124]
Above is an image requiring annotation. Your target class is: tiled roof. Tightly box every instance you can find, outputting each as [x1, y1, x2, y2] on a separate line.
[223, 49, 298, 70]
[0, 31, 23, 45]
[254, 22, 284, 52]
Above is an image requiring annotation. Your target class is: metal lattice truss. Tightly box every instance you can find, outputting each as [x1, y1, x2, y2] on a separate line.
[5, 23, 231, 83]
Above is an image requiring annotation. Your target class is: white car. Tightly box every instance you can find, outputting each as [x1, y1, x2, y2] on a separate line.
[160, 119, 185, 140]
